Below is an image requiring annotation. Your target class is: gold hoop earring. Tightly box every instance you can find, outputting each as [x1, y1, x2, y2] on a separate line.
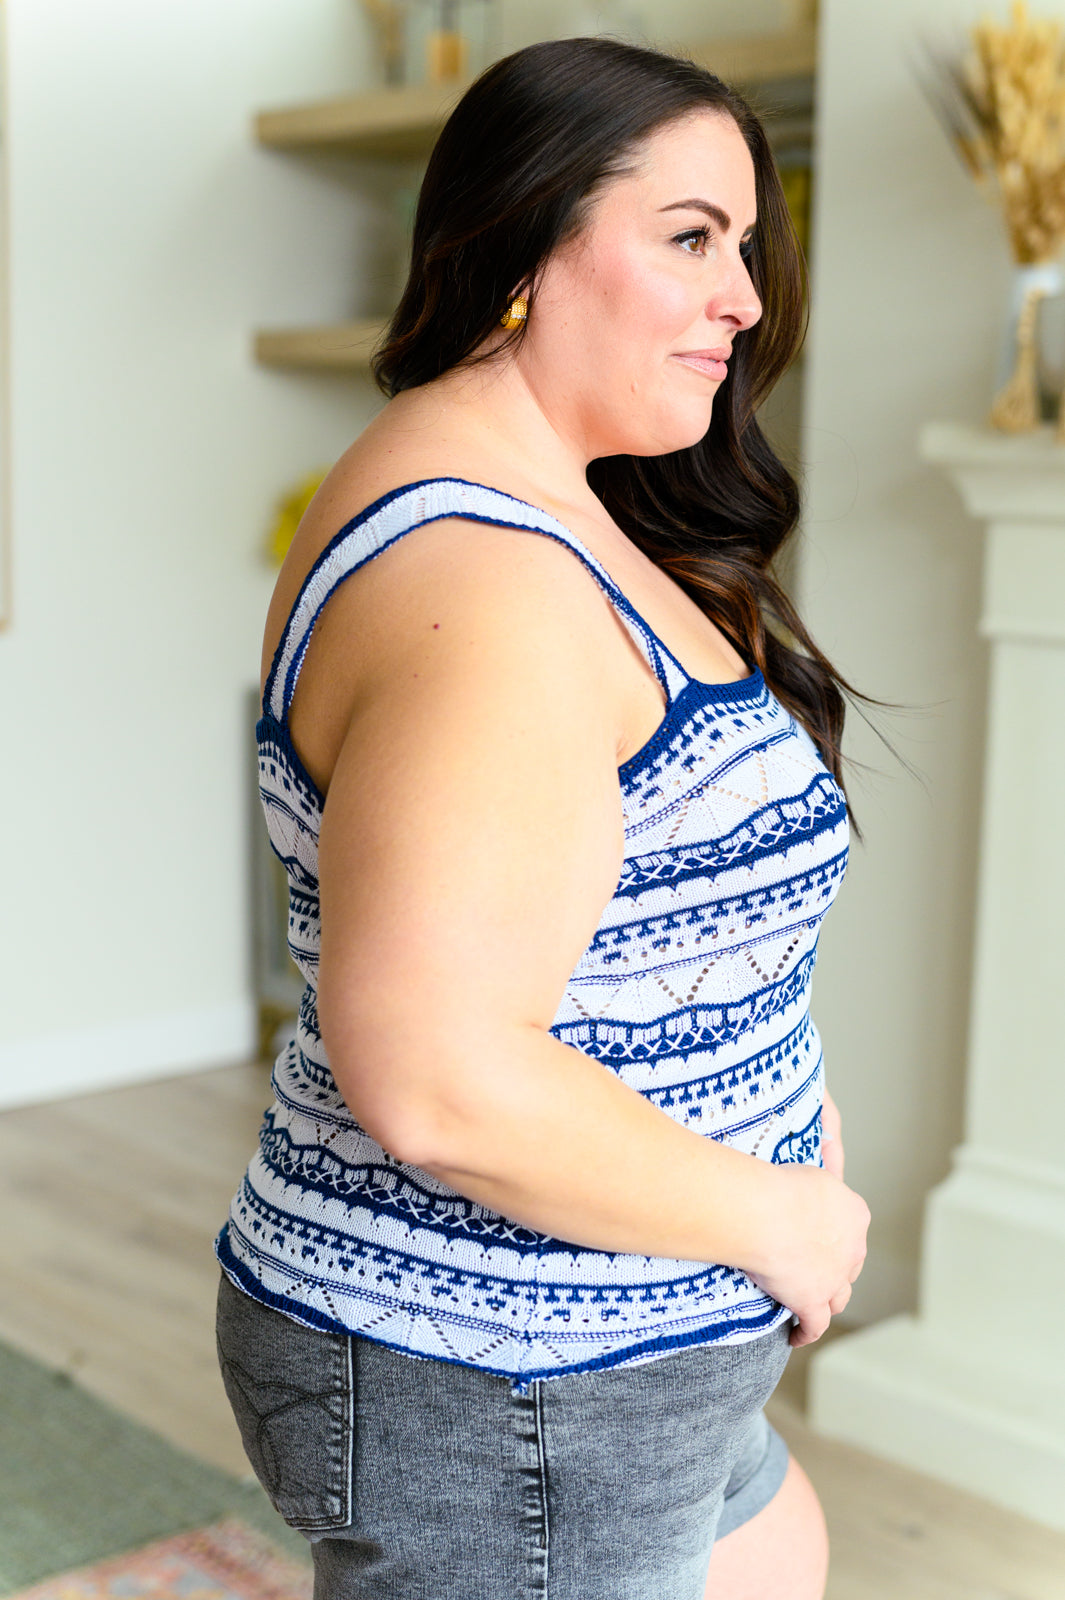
[500, 295, 527, 330]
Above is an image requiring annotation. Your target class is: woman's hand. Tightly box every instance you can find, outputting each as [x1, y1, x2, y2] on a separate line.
[746, 1086, 866, 1348]
[821, 1086, 845, 1181]
[746, 1162, 870, 1349]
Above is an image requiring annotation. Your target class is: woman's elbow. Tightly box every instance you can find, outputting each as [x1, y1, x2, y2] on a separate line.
[316, 995, 479, 1171]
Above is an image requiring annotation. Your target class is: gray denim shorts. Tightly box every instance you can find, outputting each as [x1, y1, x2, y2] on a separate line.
[216, 1271, 792, 1600]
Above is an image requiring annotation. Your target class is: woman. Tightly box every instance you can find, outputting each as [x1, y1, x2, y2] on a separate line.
[216, 36, 871, 1600]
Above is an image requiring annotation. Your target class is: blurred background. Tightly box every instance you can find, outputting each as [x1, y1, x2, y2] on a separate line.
[1, 1, 1063, 1596]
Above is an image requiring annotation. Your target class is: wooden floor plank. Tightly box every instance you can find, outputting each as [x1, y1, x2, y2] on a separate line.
[0, 1064, 269, 1475]
[2, 1063, 1064, 1593]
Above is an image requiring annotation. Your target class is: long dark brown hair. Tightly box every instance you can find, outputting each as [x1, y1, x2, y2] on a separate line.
[373, 36, 872, 820]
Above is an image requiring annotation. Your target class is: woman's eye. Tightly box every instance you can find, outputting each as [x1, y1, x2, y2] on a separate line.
[675, 227, 756, 260]
[675, 227, 712, 254]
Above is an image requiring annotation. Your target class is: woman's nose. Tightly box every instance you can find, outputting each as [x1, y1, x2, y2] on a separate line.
[708, 262, 762, 332]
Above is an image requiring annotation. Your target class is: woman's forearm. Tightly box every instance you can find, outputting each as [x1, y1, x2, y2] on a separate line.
[335, 1021, 783, 1276]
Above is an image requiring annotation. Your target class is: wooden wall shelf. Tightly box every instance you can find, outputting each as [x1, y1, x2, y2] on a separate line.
[251, 24, 816, 370]
[253, 25, 815, 157]
[254, 320, 386, 369]
[689, 23, 816, 86]
[255, 80, 467, 159]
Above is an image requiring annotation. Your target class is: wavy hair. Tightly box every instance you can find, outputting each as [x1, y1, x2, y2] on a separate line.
[373, 36, 872, 822]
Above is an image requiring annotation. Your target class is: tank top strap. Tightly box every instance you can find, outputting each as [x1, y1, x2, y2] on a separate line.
[263, 477, 689, 725]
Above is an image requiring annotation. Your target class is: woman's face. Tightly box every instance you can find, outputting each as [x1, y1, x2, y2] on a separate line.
[516, 110, 763, 461]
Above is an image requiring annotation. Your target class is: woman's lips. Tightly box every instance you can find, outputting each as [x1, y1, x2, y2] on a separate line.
[673, 352, 729, 380]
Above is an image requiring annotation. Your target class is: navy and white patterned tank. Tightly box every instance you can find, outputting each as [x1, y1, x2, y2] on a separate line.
[216, 478, 849, 1390]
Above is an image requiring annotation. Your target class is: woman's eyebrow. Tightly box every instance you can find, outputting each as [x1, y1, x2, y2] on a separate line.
[658, 198, 755, 233]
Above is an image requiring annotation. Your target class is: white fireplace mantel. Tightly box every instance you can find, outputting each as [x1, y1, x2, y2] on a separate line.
[807, 420, 1065, 1532]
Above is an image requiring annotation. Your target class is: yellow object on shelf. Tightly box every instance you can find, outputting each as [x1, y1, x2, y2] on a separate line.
[427, 29, 468, 83]
[779, 165, 811, 254]
[267, 469, 327, 566]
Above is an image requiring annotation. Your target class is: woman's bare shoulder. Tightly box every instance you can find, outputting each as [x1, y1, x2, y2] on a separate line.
[262, 420, 569, 675]
[266, 491, 632, 796]
[260, 410, 637, 675]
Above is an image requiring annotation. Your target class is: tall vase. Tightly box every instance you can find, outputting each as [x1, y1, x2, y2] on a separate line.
[361, 0, 408, 86]
[990, 260, 1065, 434]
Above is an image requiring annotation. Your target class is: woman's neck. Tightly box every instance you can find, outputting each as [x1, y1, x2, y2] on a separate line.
[369, 355, 607, 516]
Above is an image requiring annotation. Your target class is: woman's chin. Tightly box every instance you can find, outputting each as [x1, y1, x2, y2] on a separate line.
[626, 412, 716, 458]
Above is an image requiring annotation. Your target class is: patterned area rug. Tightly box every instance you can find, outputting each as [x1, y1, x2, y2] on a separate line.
[0, 1338, 310, 1595]
[7, 1520, 312, 1600]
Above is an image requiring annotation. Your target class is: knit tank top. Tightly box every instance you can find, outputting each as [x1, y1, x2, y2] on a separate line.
[216, 478, 849, 1390]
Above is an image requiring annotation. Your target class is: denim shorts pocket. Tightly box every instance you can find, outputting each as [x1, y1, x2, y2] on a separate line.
[215, 1272, 353, 1533]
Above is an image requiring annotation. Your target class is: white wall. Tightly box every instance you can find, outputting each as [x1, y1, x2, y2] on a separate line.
[0, 0, 386, 1106]
[797, 0, 1037, 1319]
